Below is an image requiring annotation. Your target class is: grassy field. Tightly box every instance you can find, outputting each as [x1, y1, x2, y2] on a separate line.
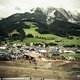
[60, 53, 80, 58]
[24, 27, 80, 45]
[9, 22, 80, 45]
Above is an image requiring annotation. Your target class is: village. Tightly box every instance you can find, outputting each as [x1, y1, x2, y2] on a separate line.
[0, 43, 80, 80]
[0, 42, 80, 62]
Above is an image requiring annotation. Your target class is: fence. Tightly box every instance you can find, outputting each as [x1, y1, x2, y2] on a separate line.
[0, 77, 58, 80]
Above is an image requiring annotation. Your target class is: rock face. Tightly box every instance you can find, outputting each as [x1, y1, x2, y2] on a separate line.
[44, 7, 80, 24]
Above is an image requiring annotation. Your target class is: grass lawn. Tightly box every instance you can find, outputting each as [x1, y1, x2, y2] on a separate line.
[60, 53, 80, 58]
[63, 39, 80, 45]
[23, 38, 51, 43]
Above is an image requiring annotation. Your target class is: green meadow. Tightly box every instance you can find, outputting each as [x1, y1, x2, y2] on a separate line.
[9, 22, 80, 45]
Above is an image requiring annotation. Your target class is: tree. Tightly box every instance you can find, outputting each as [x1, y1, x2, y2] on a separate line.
[26, 34, 34, 38]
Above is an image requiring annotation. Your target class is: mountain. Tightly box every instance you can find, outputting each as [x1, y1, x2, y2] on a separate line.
[45, 7, 80, 24]
[0, 7, 80, 41]
[1, 7, 80, 26]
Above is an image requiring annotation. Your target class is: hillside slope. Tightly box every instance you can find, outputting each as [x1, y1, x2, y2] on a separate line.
[0, 7, 80, 44]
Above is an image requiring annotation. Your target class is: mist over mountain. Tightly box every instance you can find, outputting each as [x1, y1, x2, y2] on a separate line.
[0, 7, 80, 41]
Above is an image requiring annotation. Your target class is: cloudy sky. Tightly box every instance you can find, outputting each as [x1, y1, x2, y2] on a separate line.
[0, 0, 80, 17]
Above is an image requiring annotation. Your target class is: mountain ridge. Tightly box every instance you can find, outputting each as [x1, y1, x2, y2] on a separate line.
[1, 7, 80, 25]
[0, 7, 80, 41]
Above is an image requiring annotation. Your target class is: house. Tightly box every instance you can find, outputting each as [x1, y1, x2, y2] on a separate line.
[0, 51, 10, 61]
[64, 50, 75, 54]
[75, 50, 80, 53]
[0, 47, 6, 50]
[23, 52, 43, 61]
